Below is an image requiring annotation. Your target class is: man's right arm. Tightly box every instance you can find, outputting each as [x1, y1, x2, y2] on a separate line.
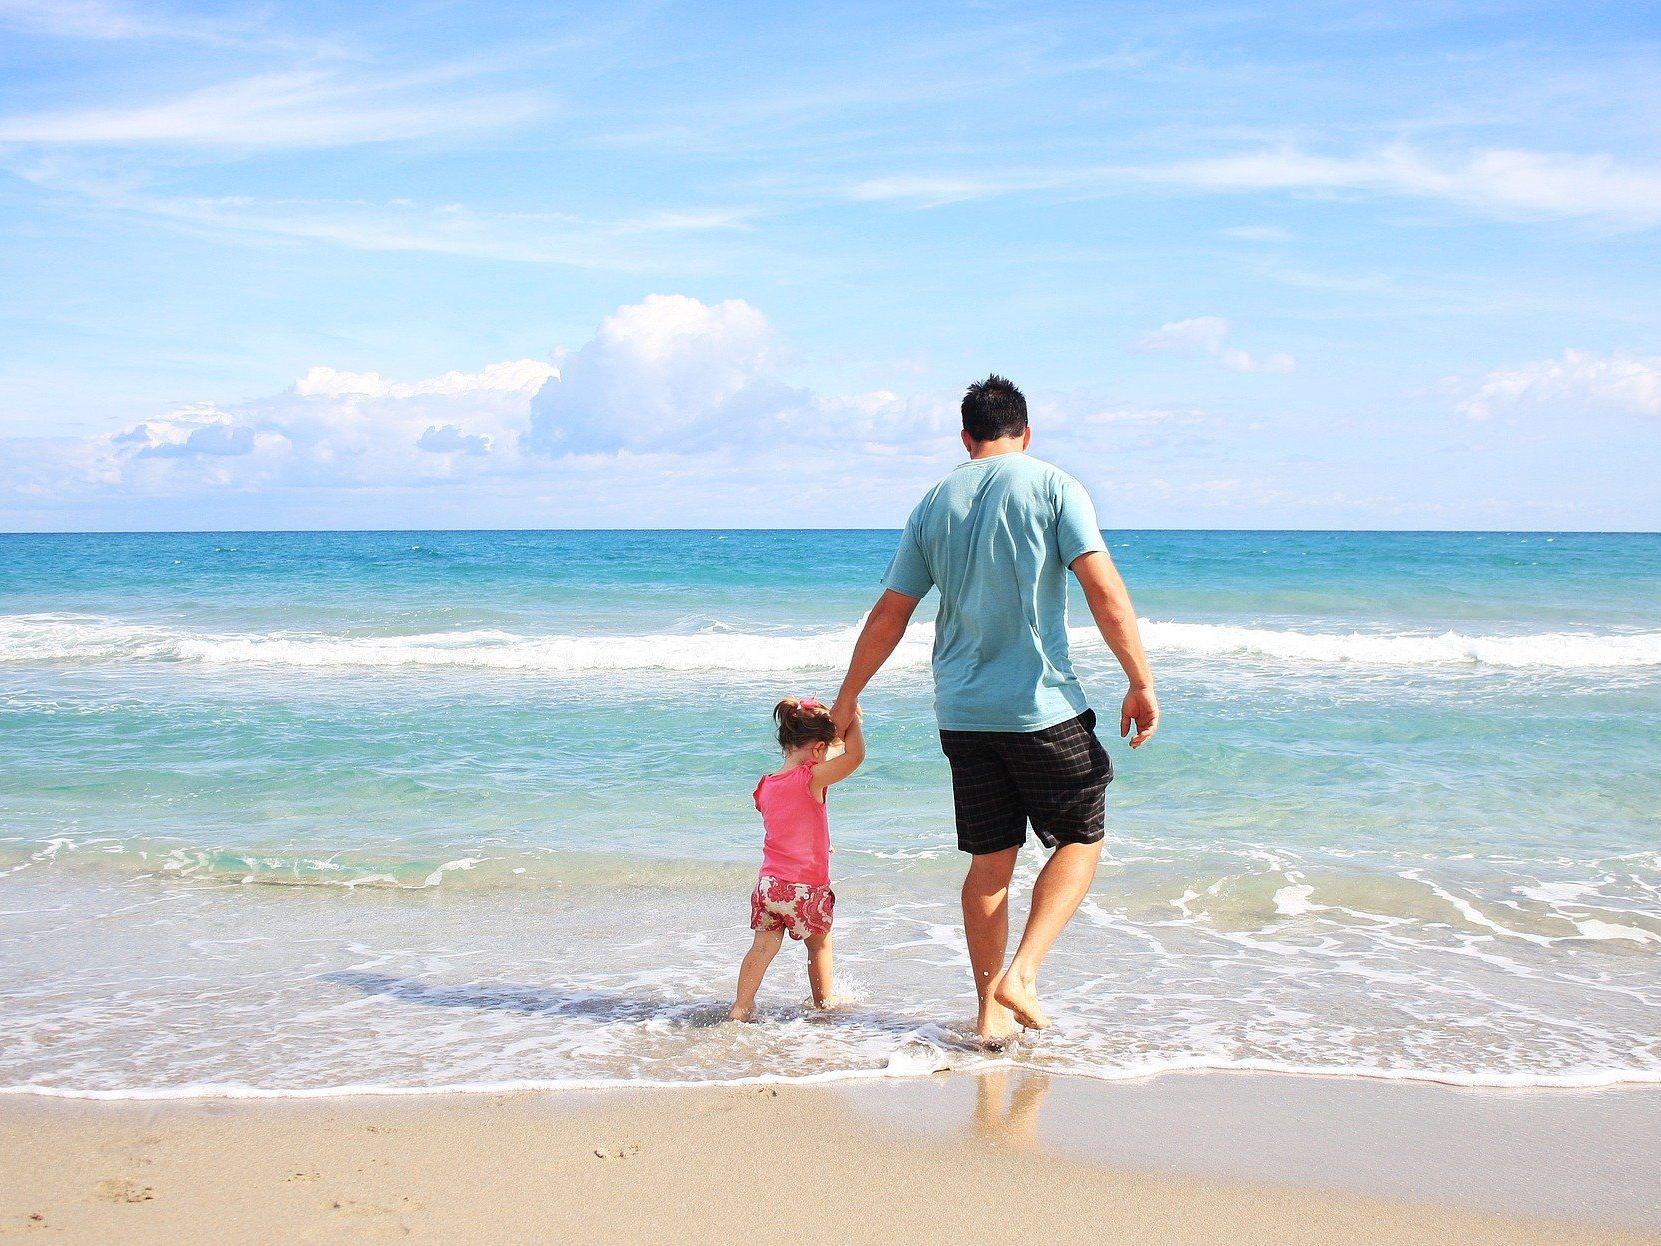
[1070, 550, 1159, 748]
[830, 590, 920, 738]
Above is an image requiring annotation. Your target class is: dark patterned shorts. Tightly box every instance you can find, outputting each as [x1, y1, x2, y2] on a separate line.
[939, 709, 1113, 855]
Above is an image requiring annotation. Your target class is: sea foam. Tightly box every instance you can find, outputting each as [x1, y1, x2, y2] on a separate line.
[4, 614, 1660, 672]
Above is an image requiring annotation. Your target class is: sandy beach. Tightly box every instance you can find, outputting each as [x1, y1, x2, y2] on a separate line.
[4, 1071, 1657, 1244]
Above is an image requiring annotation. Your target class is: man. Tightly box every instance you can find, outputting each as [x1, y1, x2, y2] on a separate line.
[830, 375, 1157, 1044]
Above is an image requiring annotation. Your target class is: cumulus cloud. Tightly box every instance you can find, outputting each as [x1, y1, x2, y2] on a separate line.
[110, 405, 266, 458]
[528, 295, 809, 454]
[1132, 317, 1295, 374]
[417, 424, 492, 455]
[0, 296, 999, 527]
[1454, 350, 1661, 421]
[296, 361, 557, 400]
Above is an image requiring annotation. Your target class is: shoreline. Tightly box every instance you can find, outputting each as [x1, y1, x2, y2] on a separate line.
[3, 1069, 1656, 1243]
[8, 1052, 1661, 1100]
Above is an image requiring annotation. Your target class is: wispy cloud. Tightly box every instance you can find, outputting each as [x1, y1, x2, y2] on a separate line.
[7, 164, 753, 268]
[0, 0, 159, 39]
[140, 194, 750, 267]
[850, 143, 1661, 229]
[1132, 317, 1295, 375]
[0, 0, 338, 52]
[1453, 350, 1661, 421]
[1149, 145, 1661, 230]
[0, 68, 548, 148]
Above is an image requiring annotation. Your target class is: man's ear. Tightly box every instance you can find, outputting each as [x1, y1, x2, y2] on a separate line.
[961, 429, 975, 454]
[1021, 428, 1032, 449]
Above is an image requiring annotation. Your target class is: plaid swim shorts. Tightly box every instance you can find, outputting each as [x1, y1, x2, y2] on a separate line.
[939, 709, 1113, 855]
[750, 874, 835, 940]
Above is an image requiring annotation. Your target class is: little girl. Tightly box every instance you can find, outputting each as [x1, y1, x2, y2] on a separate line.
[728, 696, 864, 1022]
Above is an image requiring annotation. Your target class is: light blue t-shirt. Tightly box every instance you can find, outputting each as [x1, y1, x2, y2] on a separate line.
[882, 453, 1108, 732]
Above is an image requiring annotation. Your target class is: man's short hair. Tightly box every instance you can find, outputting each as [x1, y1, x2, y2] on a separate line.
[961, 374, 1029, 442]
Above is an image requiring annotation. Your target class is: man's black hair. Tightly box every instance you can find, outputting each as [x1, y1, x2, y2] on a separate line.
[961, 374, 1029, 443]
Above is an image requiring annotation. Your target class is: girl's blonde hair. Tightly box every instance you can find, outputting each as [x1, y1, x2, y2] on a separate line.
[774, 697, 836, 751]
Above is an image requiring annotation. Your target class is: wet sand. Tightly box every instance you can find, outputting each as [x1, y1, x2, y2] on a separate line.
[2, 1071, 1657, 1244]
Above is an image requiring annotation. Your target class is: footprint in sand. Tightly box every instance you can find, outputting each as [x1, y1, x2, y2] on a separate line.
[327, 1196, 411, 1238]
[591, 1142, 642, 1160]
[94, 1178, 154, 1204]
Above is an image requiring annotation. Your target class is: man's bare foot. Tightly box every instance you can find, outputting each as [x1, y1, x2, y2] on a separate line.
[993, 970, 1050, 1030]
[976, 997, 1018, 1047]
[727, 1005, 755, 1022]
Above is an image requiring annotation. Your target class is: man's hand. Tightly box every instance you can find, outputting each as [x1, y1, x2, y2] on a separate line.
[1120, 686, 1159, 749]
[830, 698, 861, 740]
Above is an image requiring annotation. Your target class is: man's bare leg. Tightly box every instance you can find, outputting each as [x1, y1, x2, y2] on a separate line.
[962, 847, 1019, 1044]
[994, 841, 1102, 1029]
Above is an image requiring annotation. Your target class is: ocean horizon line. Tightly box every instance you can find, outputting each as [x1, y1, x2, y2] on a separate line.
[3, 526, 1659, 538]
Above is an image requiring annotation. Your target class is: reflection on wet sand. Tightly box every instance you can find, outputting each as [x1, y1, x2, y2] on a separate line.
[970, 1068, 1052, 1148]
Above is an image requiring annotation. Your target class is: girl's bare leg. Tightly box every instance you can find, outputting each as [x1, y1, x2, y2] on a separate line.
[730, 928, 785, 1021]
[804, 931, 837, 1008]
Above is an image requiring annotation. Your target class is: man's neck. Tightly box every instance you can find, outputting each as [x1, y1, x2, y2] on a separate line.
[967, 438, 1026, 460]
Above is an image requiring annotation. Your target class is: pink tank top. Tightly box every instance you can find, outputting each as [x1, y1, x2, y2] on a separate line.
[753, 761, 831, 888]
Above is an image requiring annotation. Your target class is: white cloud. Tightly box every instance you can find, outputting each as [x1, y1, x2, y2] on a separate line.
[0, 295, 1183, 528]
[0, 297, 966, 520]
[851, 143, 1661, 230]
[7, 164, 751, 268]
[849, 174, 1040, 207]
[57, 355, 560, 497]
[1135, 316, 1230, 356]
[528, 295, 806, 454]
[0, 69, 547, 148]
[418, 425, 492, 455]
[1221, 225, 1291, 242]
[0, 0, 155, 39]
[1150, 145, 1661, 230]
[110, 405, 270, 458]
[1132, 317, 1295, 374]
[1454, 350, 1661, 421]
[295, 361, 558, 400]
[0, 0, 331, 49]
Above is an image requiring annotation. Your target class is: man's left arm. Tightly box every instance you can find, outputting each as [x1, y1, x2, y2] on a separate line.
[1071, 550, 1158, 748]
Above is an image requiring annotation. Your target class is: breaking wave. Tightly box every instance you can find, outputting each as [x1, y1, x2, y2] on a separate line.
[3, 614, 1661, 673]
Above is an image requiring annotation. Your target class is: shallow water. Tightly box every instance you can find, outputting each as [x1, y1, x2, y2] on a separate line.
[1, 530, 1658, 1095]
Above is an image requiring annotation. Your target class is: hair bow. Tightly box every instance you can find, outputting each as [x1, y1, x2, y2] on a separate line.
[798, 696, 822, 711]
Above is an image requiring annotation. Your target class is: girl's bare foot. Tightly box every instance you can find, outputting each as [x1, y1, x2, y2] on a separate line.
[993, 970, 1050, 1030]
[811, 995, 843, 1011]
[727, 1005, 755, 1022]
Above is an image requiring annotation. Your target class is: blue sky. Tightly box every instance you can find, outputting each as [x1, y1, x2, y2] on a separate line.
[1, 0, 1657, 530]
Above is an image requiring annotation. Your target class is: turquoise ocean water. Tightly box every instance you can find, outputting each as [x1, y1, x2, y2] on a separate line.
[1, 529, 1658, 1096]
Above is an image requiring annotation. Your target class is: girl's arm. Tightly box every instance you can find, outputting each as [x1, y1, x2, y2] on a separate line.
[809, 711, 865, 800]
